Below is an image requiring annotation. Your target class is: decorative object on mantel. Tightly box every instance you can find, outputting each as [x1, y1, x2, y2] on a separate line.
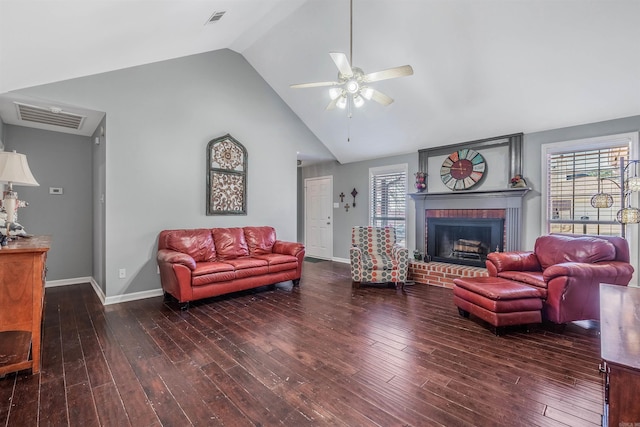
[345, 203, 350, 212]
[591, 157, 640, 236]
[351, 188, 358, 207]
[206, 134, 247, 215]
[414, 172, 427, 192]
[339, 192, 345, 203]
[413, 249, 422, 261]
[510, 174, 527, 188]
[440, 149, 486, 191]
[0, 150, 39, 240]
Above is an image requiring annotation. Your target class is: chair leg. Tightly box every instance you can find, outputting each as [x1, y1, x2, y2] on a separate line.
[352, 281, 360, 288]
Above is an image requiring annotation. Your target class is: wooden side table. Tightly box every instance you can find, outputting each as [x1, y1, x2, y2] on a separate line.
[600, 283, 640, 427]
[0, 236, 51, 376]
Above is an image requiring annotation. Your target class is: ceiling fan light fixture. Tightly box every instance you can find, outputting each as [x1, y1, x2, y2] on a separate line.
[336, 96, 348, 109]
[361, 87, 374, 100]
[345, 79, 359, 94]
[329, 87, 343, 100]
[353, 94, 365, 108]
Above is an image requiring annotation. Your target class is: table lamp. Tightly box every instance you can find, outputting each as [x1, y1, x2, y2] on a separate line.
[0, 150, 39, 236]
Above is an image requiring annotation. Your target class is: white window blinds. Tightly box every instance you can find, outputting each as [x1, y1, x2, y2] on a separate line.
[547, 145, 628, 235]
[369, 165, 407, 245]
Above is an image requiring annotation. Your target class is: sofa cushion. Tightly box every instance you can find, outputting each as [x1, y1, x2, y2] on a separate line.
[253, 253, 298, 265]
[212, 227, 249, 260]
[161, 229, 216, 262]
[362, 252, 397, 270]
[244, 226, 276, 255]
[192, 261, 234, 277]
[535, 235, 616, 270]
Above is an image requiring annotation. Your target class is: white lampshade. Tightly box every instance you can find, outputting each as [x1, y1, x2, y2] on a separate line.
[0, 151, 39, 187]
[353, 94, 365, 108]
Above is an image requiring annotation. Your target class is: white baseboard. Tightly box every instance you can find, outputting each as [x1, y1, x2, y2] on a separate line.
[45, 276, 94, 288]
[44, 276, 163, 306]
[103, 288, 164, 305]
[332, 257, 349, 264]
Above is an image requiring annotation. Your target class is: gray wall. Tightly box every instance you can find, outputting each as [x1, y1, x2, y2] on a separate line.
[301, 115, 640, 266]
[302, 152, 418, 260]
[5, 125, 93, 280]
[13, 48, 325, 298]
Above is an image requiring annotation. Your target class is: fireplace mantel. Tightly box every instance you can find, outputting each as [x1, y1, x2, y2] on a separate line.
[409, 187, 530, 203]
[410, 187, 531, 257]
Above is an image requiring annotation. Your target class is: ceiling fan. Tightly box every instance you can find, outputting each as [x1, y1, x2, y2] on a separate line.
[290, 0, 413, 113]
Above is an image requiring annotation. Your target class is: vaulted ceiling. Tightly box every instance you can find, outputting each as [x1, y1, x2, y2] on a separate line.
[1, 0, 639, 164]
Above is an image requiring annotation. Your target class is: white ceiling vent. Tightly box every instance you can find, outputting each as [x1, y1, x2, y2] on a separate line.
[205, 11, 226, 25]
[15, 102, 86, 130]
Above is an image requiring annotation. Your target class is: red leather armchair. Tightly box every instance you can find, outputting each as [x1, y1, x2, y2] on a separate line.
[486, 233, 634, 324]
[157, 226, 304, 308]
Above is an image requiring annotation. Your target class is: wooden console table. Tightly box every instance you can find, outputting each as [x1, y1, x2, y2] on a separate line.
[600, 283, 640, 426]
[0, 236, 51, 376]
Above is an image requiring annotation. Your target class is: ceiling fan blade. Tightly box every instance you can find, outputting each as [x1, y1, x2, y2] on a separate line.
[290, 81, 340, 89]
[329, 52, 353, 78]
[364, 65, 414, 83]
[368, 88, 394, 106]
[326, 97, 339, 110]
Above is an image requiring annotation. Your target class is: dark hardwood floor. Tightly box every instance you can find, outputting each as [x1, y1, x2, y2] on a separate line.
[0, 260, 604, 426]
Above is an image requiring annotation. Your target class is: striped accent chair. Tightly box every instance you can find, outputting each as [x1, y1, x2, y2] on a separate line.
[350, 226, 409, 289]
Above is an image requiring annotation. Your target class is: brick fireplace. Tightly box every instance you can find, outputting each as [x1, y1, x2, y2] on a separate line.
[408, 188, 529, 288]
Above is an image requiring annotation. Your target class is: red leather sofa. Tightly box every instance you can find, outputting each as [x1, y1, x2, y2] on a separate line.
[484, 233, 633, 324]
[157, 226, 304, 308]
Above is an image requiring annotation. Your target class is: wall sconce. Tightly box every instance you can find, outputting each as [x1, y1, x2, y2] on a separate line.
[591, 156, 640, 237]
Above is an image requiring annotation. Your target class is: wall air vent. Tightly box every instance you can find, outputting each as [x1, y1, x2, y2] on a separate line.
[15, 102, 86, 130]
[205, 11, 226, 24]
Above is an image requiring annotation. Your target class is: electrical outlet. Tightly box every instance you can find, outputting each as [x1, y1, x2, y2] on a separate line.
[118, 268, 126, 279]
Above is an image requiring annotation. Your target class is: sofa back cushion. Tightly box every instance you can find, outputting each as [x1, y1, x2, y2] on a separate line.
[534, 234, 616, 269]
[352, 226, 396, 254]
[212, 227, 249, 260]
[159, 229, 216, 262]
[244, 226, 276, 255]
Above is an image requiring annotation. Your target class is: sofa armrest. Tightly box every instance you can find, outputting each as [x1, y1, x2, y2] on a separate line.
[485, 251, 541, 276]
[273, 240, 304, 257]
[350, 246, 363, 282]
[392, 244, 409, 262]
[543, 261, 634, 285]
[157, 249, 196, 270]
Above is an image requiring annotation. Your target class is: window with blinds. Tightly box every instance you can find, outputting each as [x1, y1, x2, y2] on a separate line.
[547, 145, 629, 236]
[369, 164, 408, 246]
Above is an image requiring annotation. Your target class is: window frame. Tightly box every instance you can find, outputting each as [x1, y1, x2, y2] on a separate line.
[368, 163, 408, 246]
[542, 132, 639, 236]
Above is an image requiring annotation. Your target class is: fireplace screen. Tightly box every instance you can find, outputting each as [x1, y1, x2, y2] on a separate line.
[427, 218, 505, 267]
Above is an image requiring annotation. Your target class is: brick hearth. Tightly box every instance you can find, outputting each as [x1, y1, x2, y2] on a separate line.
[408, 260, 488, 289]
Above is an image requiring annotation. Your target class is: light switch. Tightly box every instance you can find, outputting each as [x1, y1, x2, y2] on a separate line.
[333, 202, 340, 208]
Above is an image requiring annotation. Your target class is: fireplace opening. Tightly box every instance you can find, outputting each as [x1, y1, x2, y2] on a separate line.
[427, 218, 505, 267]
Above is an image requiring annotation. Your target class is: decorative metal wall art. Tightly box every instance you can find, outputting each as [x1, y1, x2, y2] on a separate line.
[206, 134, 247, 215]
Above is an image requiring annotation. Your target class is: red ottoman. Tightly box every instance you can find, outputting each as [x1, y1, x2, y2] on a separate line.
[453, 276, 543, 333]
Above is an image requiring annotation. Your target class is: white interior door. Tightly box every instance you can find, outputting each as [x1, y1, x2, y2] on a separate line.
[305, 176, 333, 259]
